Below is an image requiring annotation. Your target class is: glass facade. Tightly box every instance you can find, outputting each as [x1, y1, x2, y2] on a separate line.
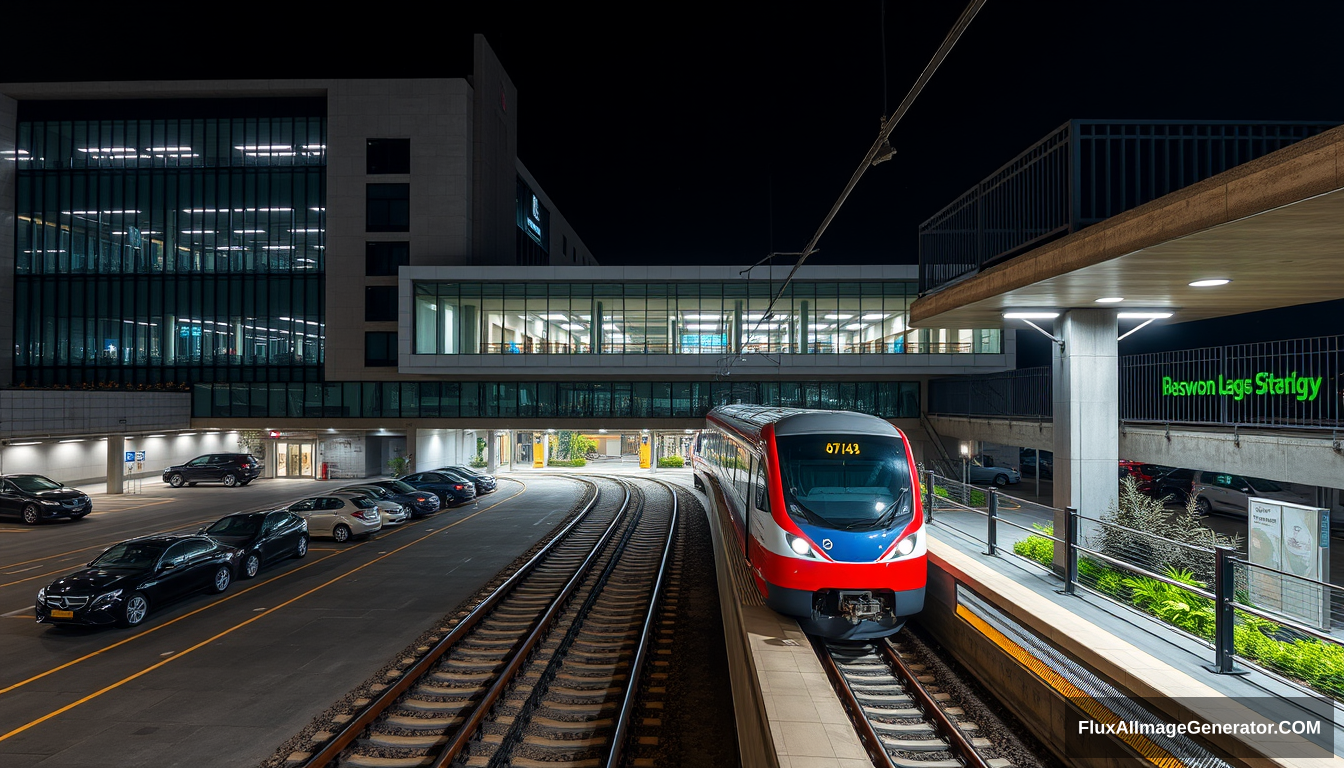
[12, 112, 326, 387]
[193, 380, 921, 420]
[413, 281, 1000, 356]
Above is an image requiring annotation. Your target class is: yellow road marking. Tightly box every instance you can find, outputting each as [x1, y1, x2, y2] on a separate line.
[0, 480, 527, 725]
[0, 515, 223, 572]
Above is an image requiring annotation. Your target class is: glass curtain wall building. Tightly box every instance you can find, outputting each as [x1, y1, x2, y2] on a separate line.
[11, 104, 327, 387]
[413, 280, 1001, 356]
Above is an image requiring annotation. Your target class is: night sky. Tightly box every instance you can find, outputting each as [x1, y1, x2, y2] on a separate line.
[4, 2, 1342, 361]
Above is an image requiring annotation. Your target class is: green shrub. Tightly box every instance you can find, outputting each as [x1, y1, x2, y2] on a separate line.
[657, 456, 685, 468]
[933, 484, 987, 507]
[1012, 523, 1055, 567]
[469, 459, 487, 468]
[1123, 567, 1215, 640]
[547, 457, 587, 467]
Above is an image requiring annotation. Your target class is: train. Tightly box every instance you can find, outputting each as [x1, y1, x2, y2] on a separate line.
[692, 405, 925, 639]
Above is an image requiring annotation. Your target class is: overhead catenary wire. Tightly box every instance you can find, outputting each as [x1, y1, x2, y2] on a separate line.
[750, 0, 988, 335]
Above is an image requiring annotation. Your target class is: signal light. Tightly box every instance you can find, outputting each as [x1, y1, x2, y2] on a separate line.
[267, 430, 280, 438]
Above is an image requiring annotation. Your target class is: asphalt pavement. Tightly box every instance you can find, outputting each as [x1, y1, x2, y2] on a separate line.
[0, 474, 585, 767]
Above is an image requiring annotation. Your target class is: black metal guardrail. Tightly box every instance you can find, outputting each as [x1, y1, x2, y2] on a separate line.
[921, 470, 1344, 701]
[918, 120, 1337, 295]
[928, 334, 1344, 430]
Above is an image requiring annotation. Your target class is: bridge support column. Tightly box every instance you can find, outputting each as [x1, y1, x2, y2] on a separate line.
[487, 432, 498, 473]
[106, 435, 126, 495]
[1052, 309, 1118, 570]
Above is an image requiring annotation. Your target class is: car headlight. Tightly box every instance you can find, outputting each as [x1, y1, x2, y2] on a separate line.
[36, 587, 46, 604]
[90, 589, 123, 609]
[42, 499, 62, 506]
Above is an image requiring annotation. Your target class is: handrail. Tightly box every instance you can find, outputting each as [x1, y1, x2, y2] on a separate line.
[298, 477, 604, 768]
[432, 482, 633, 767]
[604, 479, 679, 768]
[1072, 544, 1216, 601]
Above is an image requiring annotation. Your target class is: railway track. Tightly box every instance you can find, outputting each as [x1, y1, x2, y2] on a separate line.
[295, 475, 677, 768]
[814, 634, 1012, 768]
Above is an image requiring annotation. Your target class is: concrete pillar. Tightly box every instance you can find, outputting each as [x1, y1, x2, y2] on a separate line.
[651, 432, 660, 473]
[1052, 309, 1119, 558]
[405, 426, 418, 474]
[487, 432, 498, 473]
[106, 436, 126, 495]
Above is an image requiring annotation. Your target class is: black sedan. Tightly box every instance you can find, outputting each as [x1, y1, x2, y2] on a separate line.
[36, 534, 241, 628]
[436, 466, 498, 495]
[0, 474, 92, 525]
[201, 510, 309, 579]
[338, 483, 442, 517]
[399, 471, 478, 506]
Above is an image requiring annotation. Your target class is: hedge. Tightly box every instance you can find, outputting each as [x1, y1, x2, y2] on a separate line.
[547, 457, 587, 467]
[657, 456, 685, 468]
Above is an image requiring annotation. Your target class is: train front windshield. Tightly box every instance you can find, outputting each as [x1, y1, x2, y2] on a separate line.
[776, 434, 913, 531]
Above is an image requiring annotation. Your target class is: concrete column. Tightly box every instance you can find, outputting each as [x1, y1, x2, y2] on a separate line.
[651, 432, 660, 473]
[405, 426, 418, 474]
[1052, 309, 1119, 558]
[487, 432, 498, 473]
[106, 436, 126, 495]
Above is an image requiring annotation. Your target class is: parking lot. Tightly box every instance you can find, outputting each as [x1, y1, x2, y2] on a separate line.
[0, 474, 582, 767]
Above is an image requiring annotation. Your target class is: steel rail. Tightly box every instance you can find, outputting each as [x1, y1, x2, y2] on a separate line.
[809, 636, 897, 768]
[298, 477, 606, 768]
[604, 478, 680, 768]
[878, 638, 993, 768]
[431, 479, 635, 767]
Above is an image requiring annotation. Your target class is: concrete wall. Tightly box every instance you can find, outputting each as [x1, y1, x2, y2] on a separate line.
[415, 428, 467, 472]
[318, 433, 365, 480]
[1, 391, 191, 439]
[471, 35, 519, 267]
[1, 431, 241, 487]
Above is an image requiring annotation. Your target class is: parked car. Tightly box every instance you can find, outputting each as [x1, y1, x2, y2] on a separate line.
[201, 509, 309, 579]
[435, 466, 498, 495]
[1149, 467, 1198, 504]
[357, 480, 443, 516]
[0, 474, 92, 525]
[35, 534, 240, 628]
[963, 460, 1020, 487]
[287, 493, 383, 542]
[1118, 461, 1173, 494]
[400, 471, 478, 506]
[1018, 454, 1053, 479]
[1190, 471, 1308, 517]
[162, 454, 261, 488]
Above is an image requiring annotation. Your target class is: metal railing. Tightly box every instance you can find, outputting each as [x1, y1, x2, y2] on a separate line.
[927, 366, 1052, 419]
[918, 120, 1337, 295]
[920, 469, 1344, 701]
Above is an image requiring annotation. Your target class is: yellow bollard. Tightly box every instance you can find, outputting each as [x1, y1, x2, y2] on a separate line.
[533, 433, 546, 468]
[639, 434, 651, 469]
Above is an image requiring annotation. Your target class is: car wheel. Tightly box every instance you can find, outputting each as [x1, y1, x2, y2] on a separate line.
[242, 553, 261, 579]
[169, 473, 185, 488]
[332, 524, 352, 543]
[1196, 497, 1213, 516]
[222, 473, 238, 487]
[117, 592, 149, 628]
[993, 474, 1009, 488]
[210, 565, 232, 593]
[21, 504, 41, 525]
[294, 536, 309, 559]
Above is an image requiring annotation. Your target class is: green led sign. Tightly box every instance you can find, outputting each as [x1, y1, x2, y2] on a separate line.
[1161, 372, 1323, 401]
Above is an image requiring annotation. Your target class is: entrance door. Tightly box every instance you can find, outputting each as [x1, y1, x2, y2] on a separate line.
[277, 442, 314, 478]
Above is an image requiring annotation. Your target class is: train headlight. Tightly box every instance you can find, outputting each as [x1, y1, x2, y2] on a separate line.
[785, 533, 815, 558]
[896, 535, 916, 557]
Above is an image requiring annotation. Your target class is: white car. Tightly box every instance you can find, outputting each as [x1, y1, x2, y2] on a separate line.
[964, 460, 1021, 487]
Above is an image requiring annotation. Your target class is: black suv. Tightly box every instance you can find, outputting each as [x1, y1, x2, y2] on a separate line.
[0, 474, 93, 524]
[163, 454, 261, 488]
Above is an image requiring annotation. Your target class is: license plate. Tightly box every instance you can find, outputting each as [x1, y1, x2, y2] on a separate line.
[50, 609, 74, 619]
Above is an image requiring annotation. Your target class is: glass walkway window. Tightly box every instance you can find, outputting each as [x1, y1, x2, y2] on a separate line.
[413, 281, 1000, 355]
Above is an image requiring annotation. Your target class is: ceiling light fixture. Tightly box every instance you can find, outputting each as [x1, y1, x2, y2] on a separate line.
[1189, 278, 1231, 287]
[1095, 297, 1124, 304]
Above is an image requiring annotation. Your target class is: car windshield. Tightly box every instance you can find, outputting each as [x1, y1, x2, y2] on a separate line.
[91, 542, 167, 568]
[206, 515, 261, 536]
[361, 487, 391, 499]
[776, 434, 913, 532]
[10, 475, 63, 492]
[1246, 477, 1283, 493]
[383, 480, 417, 493]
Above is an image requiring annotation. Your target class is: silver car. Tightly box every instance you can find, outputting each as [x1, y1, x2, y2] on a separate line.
[963, 460, 1021, 487]
[287, 492, 384, 543]
[1190, 471, 1307, 517]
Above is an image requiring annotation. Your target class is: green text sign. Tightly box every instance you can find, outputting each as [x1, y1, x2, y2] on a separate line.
[1161, 372, 1323, 402]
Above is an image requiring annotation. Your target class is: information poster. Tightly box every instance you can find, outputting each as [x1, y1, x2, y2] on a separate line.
[1248, 497, 1330, 630]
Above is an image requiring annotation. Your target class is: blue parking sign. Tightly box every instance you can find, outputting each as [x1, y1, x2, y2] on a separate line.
[125, 451, 135, 462]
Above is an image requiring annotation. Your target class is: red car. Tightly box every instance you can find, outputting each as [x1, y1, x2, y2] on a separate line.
[1119, 461, 1171, 493]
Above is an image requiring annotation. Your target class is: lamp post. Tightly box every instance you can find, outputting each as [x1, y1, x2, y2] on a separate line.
[959, 442, 970, 495]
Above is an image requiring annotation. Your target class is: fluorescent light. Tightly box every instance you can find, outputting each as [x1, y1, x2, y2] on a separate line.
[291, 228, 323, 233]
[1003, 312, 1060, 319]
[861, 314, 887, 320]
[9, 441, 41, 446]
[686, 323, 723, 330]
[179, 433, 197, 437]
[809, 323, 832, 330]
[181, 229, 215, 234]
[310, 207, 326, 212]
[144, 434, 166, 438]
[234, 229, 265, 234]
[1189, 278, 1230, 287]
[823, 314, 853, 320]
[1095, 297, 1124, 303]
[263, 245, 294, 250]
[844, 323, 865, 330]
[683, 313, 721, 320]
[59, 439, 85, 443]
[542, 313, 570, 321]
[148, 146, 192, 152]
[251, 207, 293, 212]
[561, 323, 584, 331]
[235, 144, 292, 151]
[1118, 312, 1173, 319]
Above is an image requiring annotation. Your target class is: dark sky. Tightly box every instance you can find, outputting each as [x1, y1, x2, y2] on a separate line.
[4, 2, 1342, 357]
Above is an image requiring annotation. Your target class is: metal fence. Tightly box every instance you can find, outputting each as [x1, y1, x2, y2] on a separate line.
[918, 120, 1337, 295]
[927, 334, 1344, 430]
[921, 469, 1344, 701]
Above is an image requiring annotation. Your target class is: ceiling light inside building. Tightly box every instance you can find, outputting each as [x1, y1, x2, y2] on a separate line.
[1118, 312, 1173, 319]
[1095, 297, 1124, 303]
[1189, 278, 1231, 287]
[1003, 311, 1060, 319]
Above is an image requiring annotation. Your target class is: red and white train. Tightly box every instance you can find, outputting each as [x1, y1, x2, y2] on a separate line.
[693, 405, 926, 639]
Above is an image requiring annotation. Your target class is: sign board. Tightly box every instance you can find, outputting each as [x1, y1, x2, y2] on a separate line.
[124, 451, 135, 463]
[1248, 497, 1330, 629]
